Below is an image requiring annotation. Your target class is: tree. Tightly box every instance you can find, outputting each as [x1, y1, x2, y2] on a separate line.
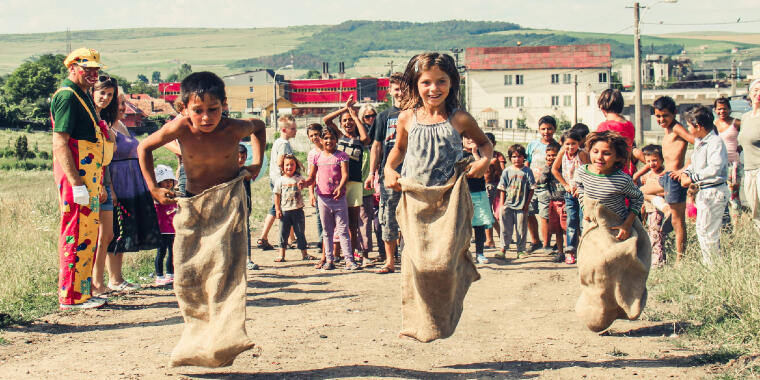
[176, 64, 192, 81]
[31, 54, 68, 83]
[2, 62, 57, 104]
[104, 72, 131, 94]
[304, 69, 321, 79]
[165, 73, 179, 82]
[151, 71, 161, 83]
[14, 135, 28, 160]
[137, 74, 149, 83]
[128, 81, 159, 98]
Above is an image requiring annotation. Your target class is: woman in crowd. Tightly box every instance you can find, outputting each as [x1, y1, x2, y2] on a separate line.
[714, 96, 742, 222]
[106, 94, 162, 291]
[739, 79, 760, 233]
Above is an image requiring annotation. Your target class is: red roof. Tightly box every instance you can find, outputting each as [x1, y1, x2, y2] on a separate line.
[466, 44, 611, 70]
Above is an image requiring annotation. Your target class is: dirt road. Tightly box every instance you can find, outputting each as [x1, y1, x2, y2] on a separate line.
[0, 209, 712, 379]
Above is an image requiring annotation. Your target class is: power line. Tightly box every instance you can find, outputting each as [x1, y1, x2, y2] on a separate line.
[641, 18, 760, 26]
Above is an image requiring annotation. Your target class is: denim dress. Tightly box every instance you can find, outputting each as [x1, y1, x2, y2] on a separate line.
[401, 109, 463, 187]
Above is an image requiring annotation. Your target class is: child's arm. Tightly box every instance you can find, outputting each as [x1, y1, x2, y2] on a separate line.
[347, 105, 370, 145]
[632, 164, 651, 183]
[522, 188, 534, 213]
[551, 147, 570, 190]
[322, 95, 355, 135]
[673, 124, 696, 145]
[335, 161, 349, 200]
[613, 178, 644, 241]
[137, 119, 185, 204]
[274, 193, 283, 219]
[299, 162, 317, 189]
[163, 139, 182, 158]
[384, 110, 411, 191]
[244, 118, 267, 180]
[578, 149, 590, 164]
[452, 110, 493, 178]
[522, 170, 536, 212]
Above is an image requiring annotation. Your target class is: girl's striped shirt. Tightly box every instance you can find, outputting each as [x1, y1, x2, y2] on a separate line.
[574, 164, 644, 219]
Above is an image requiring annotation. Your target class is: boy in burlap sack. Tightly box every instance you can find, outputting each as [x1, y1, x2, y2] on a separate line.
[573, 131, 650, 332]
[137, 72, 266, 367]
[384, 53, 493, 342]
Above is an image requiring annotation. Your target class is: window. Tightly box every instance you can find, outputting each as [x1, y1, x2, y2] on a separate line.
[516, 96, 524, 107]
[246, 98, 254, 108]
[249, 86, 254, 93]
[249, 76, 253, 83]
[564, 96, 572, 107]
[599, 72, 608, 83]
[551, 74, 559, 84]
[504, 96, 513, 108]
[505, 119, 513, 129]
[563, 73, 572, 84]
[551, 96, 560, 106]
[486, 119, 498, 128]
[504, 75, 513, 85]
[515, 74, 524, 85]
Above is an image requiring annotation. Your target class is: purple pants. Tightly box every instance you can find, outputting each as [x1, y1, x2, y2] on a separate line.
[318, 195, 353, 262]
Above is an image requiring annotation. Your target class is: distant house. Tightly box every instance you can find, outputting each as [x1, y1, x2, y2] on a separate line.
[223, 70, 283, 120]
[285, 78, 389, 117]
[466, 44, 612, 129]
[126, 94, 178, 117]
[121, 99, 144, 128]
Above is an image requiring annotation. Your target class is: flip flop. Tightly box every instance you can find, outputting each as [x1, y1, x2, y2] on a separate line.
[376, 266, 395, 274]
[274, 258, 286, 263]
[301, 255, 317, 261]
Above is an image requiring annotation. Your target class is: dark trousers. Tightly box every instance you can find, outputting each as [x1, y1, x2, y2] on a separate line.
[280, 208, 307, 250]
[155, 234, 175, 277]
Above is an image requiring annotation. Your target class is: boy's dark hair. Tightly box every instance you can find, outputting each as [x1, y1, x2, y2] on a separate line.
[684, 105, 716, 132]
[641, 144, 663, 160]
[238, 143, 248, 155]
[507, 144, 526, 159]
[653, 96, 677, 114]
[180, 71, 226, 105]
[713, 96, 731, 110]
[545, 141, 561, 154]
[597, 89, 624, 114]
[538, 115, 557, 129]
[561, 129, 584, 144]
[570, 123, 589, 140]
[389, 72, 404, 85]
[280, 154, 303, 176]
[400, 52, 459, 114]
[321, 124, 340, 139]
[307, 123, 323, 133]
[485, 132, 496, 146]
[93, 74, 119, 126]
[585, 131, 629, 170]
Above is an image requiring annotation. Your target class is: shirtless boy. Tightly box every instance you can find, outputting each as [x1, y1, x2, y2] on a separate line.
[137, 71, 266, 203]
[639, 96, 693, 262]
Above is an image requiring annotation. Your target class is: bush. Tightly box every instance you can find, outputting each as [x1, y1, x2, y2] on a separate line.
[38, 151, 49, 160]
[14, 134, 28, 160]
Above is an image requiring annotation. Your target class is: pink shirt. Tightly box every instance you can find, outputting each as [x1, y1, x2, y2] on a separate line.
[596, 120, 636, 176]
[311, 150, 349, 197]
[154, 203, 177, 234]
[718, 121, 740, 163]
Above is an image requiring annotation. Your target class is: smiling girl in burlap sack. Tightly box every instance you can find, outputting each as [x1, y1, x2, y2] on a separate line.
[383, 52, 493, 342]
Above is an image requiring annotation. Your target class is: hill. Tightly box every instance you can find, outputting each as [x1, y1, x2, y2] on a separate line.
[0, 22, 757, 81]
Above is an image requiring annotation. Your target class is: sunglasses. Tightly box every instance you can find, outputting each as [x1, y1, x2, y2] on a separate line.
[363, 114, 377, 120]
[98, 75, 117, 84]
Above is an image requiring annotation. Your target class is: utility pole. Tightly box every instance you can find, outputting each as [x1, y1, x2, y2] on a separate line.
[633, 2, 644, 147]
[386, 61, 394, 75]
[730, 59, 737, 96]
[573, 74, 578, 124]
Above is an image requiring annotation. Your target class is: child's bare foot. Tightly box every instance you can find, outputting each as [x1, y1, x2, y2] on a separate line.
[274, 257, 286, 262]
[314, 259, 325, 269]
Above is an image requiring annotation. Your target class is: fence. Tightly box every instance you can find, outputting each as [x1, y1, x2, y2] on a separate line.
[483, 127, 666, 146]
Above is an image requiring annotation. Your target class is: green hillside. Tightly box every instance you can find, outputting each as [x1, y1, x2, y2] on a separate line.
[0, 22, 757, 81]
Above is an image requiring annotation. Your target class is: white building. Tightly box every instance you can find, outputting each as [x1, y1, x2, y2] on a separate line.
[466, 44, 612, 129]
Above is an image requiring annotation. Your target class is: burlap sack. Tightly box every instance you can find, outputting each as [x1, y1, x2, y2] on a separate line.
[170, 174, 255, 367]
[397, 160, 481, 342]
[575, 198, 651, 332]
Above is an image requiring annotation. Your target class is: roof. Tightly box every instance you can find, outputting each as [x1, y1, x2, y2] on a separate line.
[122, 100, 143, 116]
[465, 44, 612, 70]
[128, 96, 178, 117]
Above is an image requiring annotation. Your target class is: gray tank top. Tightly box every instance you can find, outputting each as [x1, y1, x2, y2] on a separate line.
[401, 108, 463, 187]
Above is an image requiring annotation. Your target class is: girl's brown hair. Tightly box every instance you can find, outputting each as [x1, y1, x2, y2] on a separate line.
[585, 130, 629, 170]
[93, 74, 119, 125]
[280, 154, 303, 176]
[400, 52, 460, 114]
[597, 89, 624, 114]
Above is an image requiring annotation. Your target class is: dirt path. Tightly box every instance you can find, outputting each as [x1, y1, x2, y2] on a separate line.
[0, 208, 712, 379]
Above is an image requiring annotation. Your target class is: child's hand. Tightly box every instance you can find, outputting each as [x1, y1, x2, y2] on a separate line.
[364, 173, 374, 190]
[98, 186, 108, 204]
[466, 158, 489, 179]
[151, 187, 177, 205]
[245, 164, 261, 181]
[345, 95, 356, 109]
[384, 168, 401, 191]
[563, 184, 573, 193]
[332, 187, 342, 200]
[275, 210, 282, 219]
[679, 172, 692, 187]
[309, 196, 316, 207]
[669, 170, 683, 181]
[610, 224, 632, 241]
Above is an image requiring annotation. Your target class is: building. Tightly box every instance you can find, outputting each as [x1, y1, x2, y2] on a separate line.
[158, 82, 181, 104]
[223, 70, 284, 119]
[121, 99, 144, 128]
[285, 78, 389, 117]
[466, 44, 612, 129]
[126, 94, 178, 117]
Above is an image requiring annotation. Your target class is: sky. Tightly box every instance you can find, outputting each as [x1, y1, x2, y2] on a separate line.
[0, 0, 757, 36]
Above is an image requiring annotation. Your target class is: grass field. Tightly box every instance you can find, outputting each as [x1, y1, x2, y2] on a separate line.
[0, 26, 324, 80]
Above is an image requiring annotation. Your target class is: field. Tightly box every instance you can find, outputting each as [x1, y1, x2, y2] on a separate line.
[0, 27, 323, 81]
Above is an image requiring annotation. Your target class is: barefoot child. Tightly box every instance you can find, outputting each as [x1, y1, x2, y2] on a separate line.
[496, 144, 535, 258]
[674, 106, 729, 266]
[137, 71, 266, 367]
[306, 123, 326, 267]
[550, 129, 589, 264]
[384, 52, 492, 342]
[153, 165, 177, 285]
[633, 145, 667, 267]
[574, 131, 644, 242]
[258, 115, 297, 251]
[300, 126, 361, 271]
[273, 154, 313, 262]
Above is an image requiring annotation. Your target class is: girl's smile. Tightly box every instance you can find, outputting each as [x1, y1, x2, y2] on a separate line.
[589, 141, 617, 174]
[417, 66, 451, 108]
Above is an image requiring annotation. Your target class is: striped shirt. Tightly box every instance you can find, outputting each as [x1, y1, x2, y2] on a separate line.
[574, 165, 644, 219]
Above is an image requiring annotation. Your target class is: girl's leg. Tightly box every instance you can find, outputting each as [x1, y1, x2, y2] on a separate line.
[278, 213, 291, 260]
[358, 195, 373, 255]
[106, 251, 124, 285]
[348, 206, 361, 256]
[372, 206, 385, 260]
[292, 209, 308, 251]
[166, 235, 174, 276]
[473, 226, 486, 255]
[696, 187, 729, 266]
[155, 243, 166, 278]
[333, 199, 355, 264]
[515, 210, 528, 253]
[564, 194, 580, 253]
[92, 210, 114, 294]
[318, 197, 336, 262]
[647, 211, 665, 266]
